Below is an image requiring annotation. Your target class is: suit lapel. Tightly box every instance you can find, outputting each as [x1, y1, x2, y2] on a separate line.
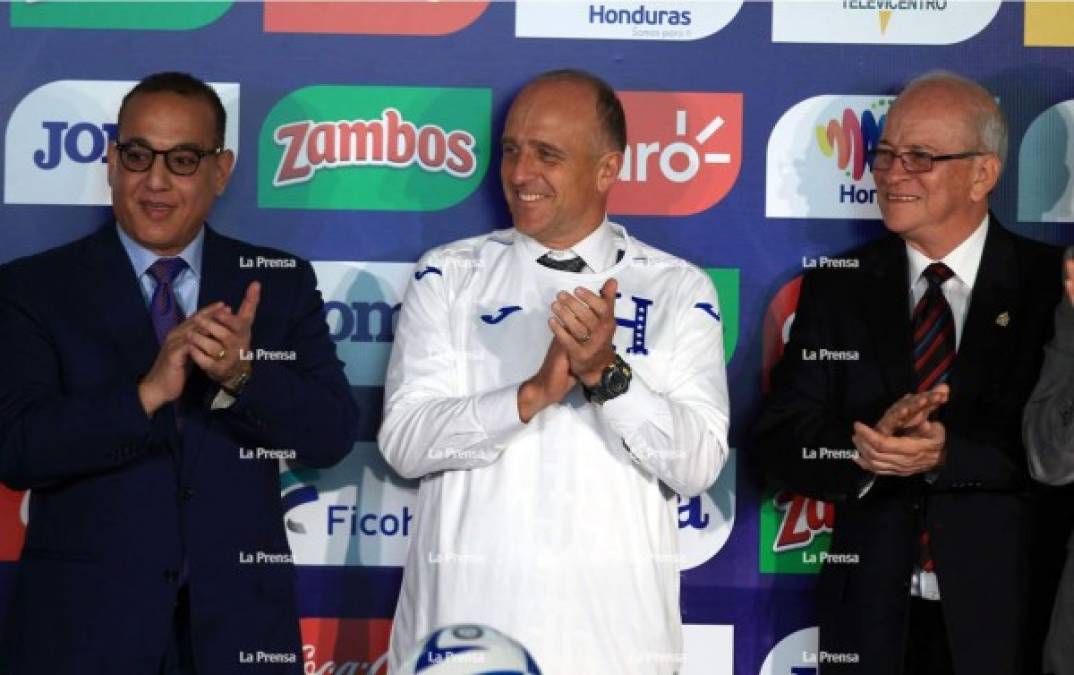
[181, 226, 246, 480]
[80, 224, 161, 381]
[862, 235, 915, 399]
[945, 218, 1020, 420]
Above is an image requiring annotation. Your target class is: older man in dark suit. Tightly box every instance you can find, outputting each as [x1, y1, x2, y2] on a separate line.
[756, 71, 1061, 674]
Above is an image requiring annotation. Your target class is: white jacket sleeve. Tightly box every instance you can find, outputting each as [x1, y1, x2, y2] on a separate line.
[377, 253, 525, 479]
[598, 268, 731, 497]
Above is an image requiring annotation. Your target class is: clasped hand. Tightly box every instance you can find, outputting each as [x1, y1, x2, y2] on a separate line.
[852, 384, 949, 477]
[137, 281, 260, 415]
[518, 279, 619, 423]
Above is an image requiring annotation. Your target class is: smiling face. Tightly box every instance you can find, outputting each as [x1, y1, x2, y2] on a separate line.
[500, 79, 622, 250]
[107, 91, 234, 256]
[873, 81, 999, 256]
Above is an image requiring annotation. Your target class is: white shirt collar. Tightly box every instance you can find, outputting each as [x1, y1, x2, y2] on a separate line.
[906, 213, 989, 291]
[517, 217, 620, 273]
[116, 221, 204, 282]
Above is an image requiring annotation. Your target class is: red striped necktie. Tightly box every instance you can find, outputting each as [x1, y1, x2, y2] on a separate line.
[911, 261, 955, 575]
[912, 262, 956, 394]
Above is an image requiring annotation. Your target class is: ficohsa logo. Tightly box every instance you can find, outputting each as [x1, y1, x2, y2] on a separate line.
[258, 85, 489, 211]
[1018, 100, 1074, 223]
[677, 449, 736, 569]
[282, 442, 417, 567]
[609, 91, 742, 216]
[264, 0, 488, 35]
[772, 0, 1000, 44]
[766, 95, 890, 220]
[4, 80, 240, 206]
[759, 276, 834, 574]
[515, 0, 742, 41]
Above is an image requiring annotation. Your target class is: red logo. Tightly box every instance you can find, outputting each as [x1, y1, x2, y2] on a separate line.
[761, 276, 836, 552]
[762, 275, 802, 393]
[264, 1, 489, 35]
[0, 486, 27, 561]
[772, 490, 835, 552]
[301, 617, 392, 674]
[609, 91, 742, 216]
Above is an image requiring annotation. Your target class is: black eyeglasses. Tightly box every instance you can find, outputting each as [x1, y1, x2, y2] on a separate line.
[868, 148, 985, 173]
[115, 140, 222, 176]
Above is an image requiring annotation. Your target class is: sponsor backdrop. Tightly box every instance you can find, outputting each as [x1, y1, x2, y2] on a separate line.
[1, 1, 1072, 673]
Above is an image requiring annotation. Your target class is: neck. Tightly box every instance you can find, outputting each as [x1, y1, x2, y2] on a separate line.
[536, 217, 604, 252]
[905, 211, 986, 260]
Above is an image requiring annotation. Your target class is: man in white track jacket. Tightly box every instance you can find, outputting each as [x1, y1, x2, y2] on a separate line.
[378, 69, 731, 675]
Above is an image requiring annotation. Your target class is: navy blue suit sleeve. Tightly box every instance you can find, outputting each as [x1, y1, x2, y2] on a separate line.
[0, 265, 161, 490]
[753, 271, 873, 502]
[224, 260, 358, 468]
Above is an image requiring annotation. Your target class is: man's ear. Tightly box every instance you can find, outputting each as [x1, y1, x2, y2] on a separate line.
[970, 153, 1001, 202]
[213, 149, 236, 196]
[596, 151, 623, 194]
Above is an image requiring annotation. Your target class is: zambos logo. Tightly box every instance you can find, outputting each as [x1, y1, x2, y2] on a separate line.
[767, 95, 890, 219]
[10, 1, 232, 30]
[259, 86, 490, 211]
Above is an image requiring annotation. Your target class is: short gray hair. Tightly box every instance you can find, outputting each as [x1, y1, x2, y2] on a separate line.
[896, 70, 1008, 168]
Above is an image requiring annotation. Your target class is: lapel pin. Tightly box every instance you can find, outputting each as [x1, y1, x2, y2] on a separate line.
[995, 311, 1010, 327]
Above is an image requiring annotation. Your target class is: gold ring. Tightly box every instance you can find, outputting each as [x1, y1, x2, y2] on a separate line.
[216, 348, 227, 360]
[578, 331, 591, 344]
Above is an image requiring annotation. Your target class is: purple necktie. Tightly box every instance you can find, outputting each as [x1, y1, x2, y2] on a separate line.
[147, 257, 188, 344]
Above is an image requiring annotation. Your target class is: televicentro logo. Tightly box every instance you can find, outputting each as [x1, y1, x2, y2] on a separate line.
[259, 86, 489, 211]
[609, 91, 742, 216]
[772, 0, 1000, 44]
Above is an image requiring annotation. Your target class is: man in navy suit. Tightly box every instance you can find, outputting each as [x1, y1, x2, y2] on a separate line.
[0, 72, 358, 674]
[755, 72, 1061, 674]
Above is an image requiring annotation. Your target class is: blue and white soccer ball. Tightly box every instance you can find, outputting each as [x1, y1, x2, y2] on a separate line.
[399, 624, 542, 675]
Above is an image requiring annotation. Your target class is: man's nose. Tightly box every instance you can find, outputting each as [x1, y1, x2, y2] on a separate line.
[145, 153, 172, 190]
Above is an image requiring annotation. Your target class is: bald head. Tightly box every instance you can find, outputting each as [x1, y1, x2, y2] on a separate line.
[892, 71, 1007, 168]
[521, 69, 626, 156]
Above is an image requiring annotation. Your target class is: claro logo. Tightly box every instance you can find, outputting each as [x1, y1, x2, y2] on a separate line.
[609, 91, 742, 216]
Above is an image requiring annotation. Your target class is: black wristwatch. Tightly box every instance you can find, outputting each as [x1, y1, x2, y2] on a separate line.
[583, 354, 632, 405]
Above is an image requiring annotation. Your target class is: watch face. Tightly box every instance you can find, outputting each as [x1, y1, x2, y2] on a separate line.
[605, 368, 629, 395]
